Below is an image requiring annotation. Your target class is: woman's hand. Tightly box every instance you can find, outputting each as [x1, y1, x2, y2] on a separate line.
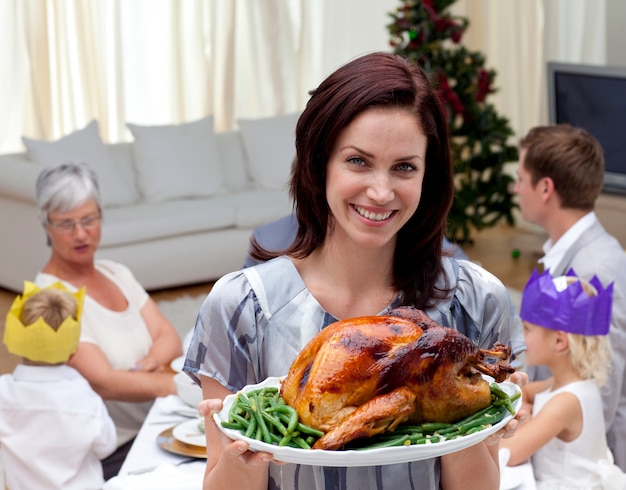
[69, 342, 177, 400]
[199, 397, 273, 490]
[199, 399, 273, 466]
[132, 357, 163, 372]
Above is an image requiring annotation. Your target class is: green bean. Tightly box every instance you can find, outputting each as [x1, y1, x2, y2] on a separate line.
[489, 383, 509, 400]
[261, 410, 288, 436]
[231, 412, 251, 428]
[354, 434, 411, 450]
[278, 432, 294, 447]
[464, 425, 488, 435]
[250, 394, 273, 444]
[222, 388, 324, 448]
[456, 408, 505, 434]
[267, 404, 299, 433]
[295, 422, 325, 437]
[291, 435, 313, 449]
[244, 413, 257, 438]
[418, 422, 454, 432]
[222, 381, 519, 451]
[412, 435, 442, 445]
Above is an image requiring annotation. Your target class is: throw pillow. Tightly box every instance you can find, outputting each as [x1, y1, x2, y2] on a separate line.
[238, 112, 299, 190]
[22, 120, 138, 207]
[127, 115, 225, 202]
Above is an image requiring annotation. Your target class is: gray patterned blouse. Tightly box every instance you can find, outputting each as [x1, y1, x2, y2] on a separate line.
[184, 256, 525, 490]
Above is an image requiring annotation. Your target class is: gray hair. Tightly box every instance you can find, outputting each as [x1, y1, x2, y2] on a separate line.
[36, 163, 102, 225]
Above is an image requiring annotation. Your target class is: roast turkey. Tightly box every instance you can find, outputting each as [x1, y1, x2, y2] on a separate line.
[280, 307, 514, 450]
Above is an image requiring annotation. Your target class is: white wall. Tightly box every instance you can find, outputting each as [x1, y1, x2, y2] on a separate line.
[607, 0, 626, 66]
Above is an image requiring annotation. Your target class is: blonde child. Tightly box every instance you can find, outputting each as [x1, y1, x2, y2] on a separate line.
[502, 269, 626, 489]
[0, 282, 116, 490]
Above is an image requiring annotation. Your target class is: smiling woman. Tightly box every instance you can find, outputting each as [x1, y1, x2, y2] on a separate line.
[183, 51, 525, 490]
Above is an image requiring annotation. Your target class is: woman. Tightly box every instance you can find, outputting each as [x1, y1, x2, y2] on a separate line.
[34, 162, 183, 479]
[184, 52, 526, 489]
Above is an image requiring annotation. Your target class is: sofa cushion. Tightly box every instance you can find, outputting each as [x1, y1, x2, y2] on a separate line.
[195, 190, 293, 228]
[215, 131, 249, 191]
[108, 142, 140, 200]
[128, 115, 225, 202]
[238, 112, 299, 191]
[22, 120, 139, 207]
[100, 198, 236, 247]
[99, 190, 292, 248]
[234, 190, 293, 228]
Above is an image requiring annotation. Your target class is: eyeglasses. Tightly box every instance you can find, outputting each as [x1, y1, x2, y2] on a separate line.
[47, 214, 102, 233]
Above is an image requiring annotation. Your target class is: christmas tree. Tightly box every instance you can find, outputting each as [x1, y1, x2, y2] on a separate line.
[388, 0, 518, 243]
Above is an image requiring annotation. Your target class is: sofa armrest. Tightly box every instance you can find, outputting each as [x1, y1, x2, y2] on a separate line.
[0, 153, 41, 204]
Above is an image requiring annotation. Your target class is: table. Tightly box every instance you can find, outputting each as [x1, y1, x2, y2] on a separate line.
[114, 396, 537, 489]
[102, 396, 206, 489]
[119, 396, 206, 477]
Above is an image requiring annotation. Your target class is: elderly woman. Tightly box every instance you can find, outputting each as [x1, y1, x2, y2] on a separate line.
[34, 162, 183, 479]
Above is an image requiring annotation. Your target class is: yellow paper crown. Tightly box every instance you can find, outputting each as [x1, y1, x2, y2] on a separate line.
[3, 281, 85, 363]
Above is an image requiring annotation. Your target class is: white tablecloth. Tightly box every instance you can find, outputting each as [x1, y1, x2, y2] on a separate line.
[105, 396, 536, 490]
[103, 396, 205, 489]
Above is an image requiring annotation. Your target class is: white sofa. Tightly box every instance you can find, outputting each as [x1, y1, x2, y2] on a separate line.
[0, 115, 299, 293]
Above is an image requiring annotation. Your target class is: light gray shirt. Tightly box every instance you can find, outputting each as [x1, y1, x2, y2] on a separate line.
[185, 256, 524, 490]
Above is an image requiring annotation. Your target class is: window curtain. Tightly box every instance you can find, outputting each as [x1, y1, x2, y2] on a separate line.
[0, 0, 609, 153]
[0, 0, 395, 152]
[454, 0, 606, 139]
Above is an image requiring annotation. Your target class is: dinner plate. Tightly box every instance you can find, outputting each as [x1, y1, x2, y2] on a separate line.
[214, 376, 522, 467]
[157, 426, 207, 459]
[170, 355, 185, 373]
[172, 418, 207, 448]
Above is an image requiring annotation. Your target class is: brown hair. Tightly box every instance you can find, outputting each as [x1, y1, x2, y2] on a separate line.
[519, 124, 604, 210]
[251, 52, 454, 308]
[20, 289, 78, 331]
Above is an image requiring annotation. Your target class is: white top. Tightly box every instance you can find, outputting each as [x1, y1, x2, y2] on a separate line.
[532, 379, 626, 489]
[0, 364, 116, 490]
[36, 260, 154, 446]
[539, 212, 596, 273]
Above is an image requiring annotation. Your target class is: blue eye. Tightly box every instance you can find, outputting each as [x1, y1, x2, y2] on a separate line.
[396, 163, 416, 172]
[347, 156, 366, 166]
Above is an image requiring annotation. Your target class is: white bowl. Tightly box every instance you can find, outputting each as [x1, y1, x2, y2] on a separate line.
[174, 372, 203, 407]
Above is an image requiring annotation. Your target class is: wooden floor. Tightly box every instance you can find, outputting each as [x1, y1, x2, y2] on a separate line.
[0, 223, 546, 375]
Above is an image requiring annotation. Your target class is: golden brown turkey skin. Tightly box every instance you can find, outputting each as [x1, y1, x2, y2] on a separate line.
[280, 307, 513, 450]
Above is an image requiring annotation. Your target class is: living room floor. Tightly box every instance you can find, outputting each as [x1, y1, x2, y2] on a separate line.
[0, 223, 546, 375]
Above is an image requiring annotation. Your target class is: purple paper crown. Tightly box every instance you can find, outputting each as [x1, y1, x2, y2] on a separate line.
[519, 269, 613, 336]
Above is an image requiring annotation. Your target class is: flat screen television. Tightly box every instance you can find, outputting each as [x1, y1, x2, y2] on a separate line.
[547, 61, 626, 195]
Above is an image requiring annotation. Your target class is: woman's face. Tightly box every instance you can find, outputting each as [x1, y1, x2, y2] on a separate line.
[45, 199, 102, 266]
[325, 107, 427, 251]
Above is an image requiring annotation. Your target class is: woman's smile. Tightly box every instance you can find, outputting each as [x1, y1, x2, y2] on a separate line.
[352, 204, 395, 223]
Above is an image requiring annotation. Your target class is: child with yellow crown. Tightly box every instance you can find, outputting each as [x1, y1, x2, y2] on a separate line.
[501, 269, 626, 489]
[0, 281, 116, 490]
